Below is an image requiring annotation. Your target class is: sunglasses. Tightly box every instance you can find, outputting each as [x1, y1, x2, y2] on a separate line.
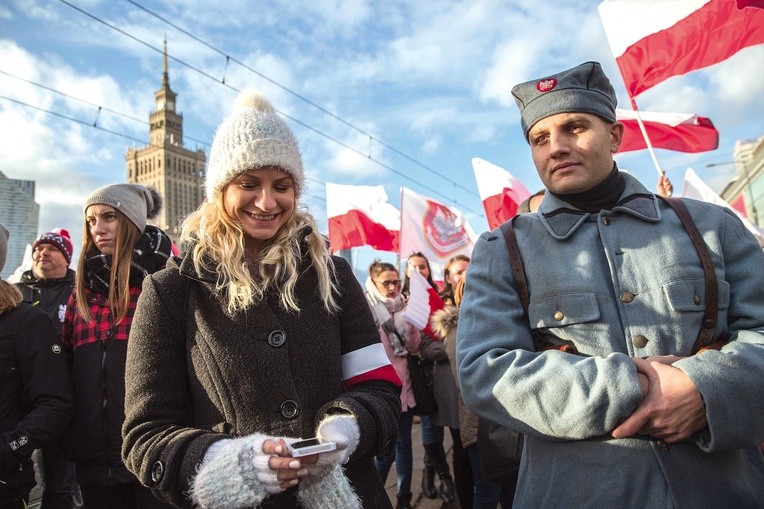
[376, 279, 402, 288]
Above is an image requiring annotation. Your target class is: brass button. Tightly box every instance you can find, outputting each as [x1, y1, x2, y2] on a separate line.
[693, 294, 702, 305]
[601, 217, 610, 226]
[553, 311, 564, 321]
[633, 335, 648, 348]
[620, 291, 634, 303]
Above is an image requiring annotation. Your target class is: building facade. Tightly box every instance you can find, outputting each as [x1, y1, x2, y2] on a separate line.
[0, 170, 39, 279]
[126, 40, 205, 245]
[720, 136, 764, 228]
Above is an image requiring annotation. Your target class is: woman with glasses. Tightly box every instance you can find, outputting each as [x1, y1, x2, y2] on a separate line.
[364, 260, 419, 509]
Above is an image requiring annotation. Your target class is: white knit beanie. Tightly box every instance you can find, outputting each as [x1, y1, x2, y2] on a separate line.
[83, 183, 163, 233]
[206, 91, 304, 200]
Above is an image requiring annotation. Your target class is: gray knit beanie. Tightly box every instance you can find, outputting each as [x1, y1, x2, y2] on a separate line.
[0, 223, 8, 272]
[206, 90, 304, 200]
[83, 183, 162, 233]
[512, 61, 617, 141]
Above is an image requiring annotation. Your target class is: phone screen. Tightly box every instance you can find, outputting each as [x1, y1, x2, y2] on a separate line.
[291, 438, 321, 448]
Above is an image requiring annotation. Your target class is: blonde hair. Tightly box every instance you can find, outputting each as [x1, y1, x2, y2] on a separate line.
[76, 209, 140, 323]
[181, 195, 339, 315]
[0, 280, 22, 314]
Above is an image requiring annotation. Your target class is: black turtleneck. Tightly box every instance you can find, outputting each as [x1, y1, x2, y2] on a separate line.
[549, 164, 625, 213]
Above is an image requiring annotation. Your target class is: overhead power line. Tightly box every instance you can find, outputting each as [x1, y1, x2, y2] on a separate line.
[123, 0, 480, 200]
[52, 0, 482, 215]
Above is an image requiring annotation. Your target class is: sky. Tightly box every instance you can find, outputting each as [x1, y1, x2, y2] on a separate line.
[2, 0, 763, 274]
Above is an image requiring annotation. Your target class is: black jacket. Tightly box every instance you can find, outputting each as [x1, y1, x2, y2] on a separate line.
[15, 268, 75, 336]
[0, 301, 73, 498]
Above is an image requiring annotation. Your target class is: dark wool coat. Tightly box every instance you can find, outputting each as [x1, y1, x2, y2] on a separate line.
[122, 248, 400, 508]
[0, 302, 73, 499]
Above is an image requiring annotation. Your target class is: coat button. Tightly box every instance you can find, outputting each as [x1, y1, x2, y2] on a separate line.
[693, 294, 702, 305]
[620, 291, 634, 303]
[553, 311, 564, 321]
[268, 330, 286, 347]
[601, 217, 610, 226]
[633, 335, 648, 348]
[280, 400, 299, 419]
[151, 460, 164, 483]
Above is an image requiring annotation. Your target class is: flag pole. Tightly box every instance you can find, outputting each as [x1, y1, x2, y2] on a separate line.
[629, 97, 665, 177]
[397, 187, 404, 274]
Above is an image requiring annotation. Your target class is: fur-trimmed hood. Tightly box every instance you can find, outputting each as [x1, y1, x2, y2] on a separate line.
[430, 305, 459, 340]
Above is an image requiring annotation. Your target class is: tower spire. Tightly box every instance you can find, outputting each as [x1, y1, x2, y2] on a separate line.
[162, 36, 169, 88]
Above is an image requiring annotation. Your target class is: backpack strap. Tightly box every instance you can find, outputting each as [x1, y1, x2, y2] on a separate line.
[500, 218, 578, 354]
[658, 196, 720, 354]
[500, 217, 530, 316]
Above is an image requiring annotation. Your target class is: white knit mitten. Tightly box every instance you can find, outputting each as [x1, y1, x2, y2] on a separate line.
[305, 414, 360, 474]
[298, 462, 362, 509]
[191, 434, 287, 508]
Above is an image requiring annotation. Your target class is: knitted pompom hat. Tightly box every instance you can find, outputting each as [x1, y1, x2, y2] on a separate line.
[83, 183, 163, 233]
[206, 91, 304, 200]
[33, 228, 74, 265]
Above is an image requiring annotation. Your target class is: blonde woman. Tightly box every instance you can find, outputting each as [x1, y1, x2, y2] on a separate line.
[0, 224, 72, 508]
[61, 184, 173, 509]
[122, 91, 401, 509]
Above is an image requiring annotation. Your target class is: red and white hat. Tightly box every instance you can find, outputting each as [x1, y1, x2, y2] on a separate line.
[33, 228, 74, 265]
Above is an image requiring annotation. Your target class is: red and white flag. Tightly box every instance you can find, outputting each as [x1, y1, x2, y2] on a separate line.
[681, 167, 764, 247]
[472, 157, 532, 230]
[616, 109, 719, 153]
[326, 183, 400, 253]
[399, 187, 477, 265]
[402, 269, 446, 340]
[599, 0, 764, 97]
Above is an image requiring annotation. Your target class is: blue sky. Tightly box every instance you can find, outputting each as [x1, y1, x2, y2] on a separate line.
[2, 0, 763, 271]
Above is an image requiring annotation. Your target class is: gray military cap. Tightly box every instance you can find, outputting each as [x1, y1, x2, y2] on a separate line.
[511, 61, 617, 141]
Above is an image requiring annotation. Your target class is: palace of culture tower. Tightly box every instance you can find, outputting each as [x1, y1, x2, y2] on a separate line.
[126, 41, 205, 245]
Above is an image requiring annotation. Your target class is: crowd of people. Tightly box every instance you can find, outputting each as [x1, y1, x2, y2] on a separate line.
[1, 59, 762, 509]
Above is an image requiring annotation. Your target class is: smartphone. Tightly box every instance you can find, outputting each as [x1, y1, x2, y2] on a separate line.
[285, 437, 337, 457]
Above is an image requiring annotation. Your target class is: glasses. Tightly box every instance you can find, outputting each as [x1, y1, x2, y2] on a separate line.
[375, 279, 402, 289]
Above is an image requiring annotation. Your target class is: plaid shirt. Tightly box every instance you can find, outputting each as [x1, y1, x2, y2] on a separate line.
[62, 286, 142, 350]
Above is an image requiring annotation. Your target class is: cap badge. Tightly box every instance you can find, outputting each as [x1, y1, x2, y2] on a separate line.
[537, 78, 557, 93]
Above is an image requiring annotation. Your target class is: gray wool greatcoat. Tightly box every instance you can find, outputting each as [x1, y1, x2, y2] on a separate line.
[121, 246, 400, 509]
[457, 172, 764, 508]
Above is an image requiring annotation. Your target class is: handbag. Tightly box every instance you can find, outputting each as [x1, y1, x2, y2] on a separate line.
[407, 354, 438, 416]
[477, 417, 523, 484]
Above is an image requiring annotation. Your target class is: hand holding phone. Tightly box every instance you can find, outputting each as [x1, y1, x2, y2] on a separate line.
[285, 437, 337, 457]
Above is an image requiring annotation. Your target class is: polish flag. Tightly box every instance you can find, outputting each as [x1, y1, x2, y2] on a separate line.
[399, 187, 477, 266]
[599, 0, 764, 97]
[402, 269, 446, 340]
[472, 158, 532, 230]
[680, 167, 764, 247]
[616, 109, 719, 153]
[326, 183, 400, 253]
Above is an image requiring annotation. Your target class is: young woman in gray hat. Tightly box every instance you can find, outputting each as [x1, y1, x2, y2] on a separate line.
[60, 184, 173, 509]
[121, 91, 401, 509]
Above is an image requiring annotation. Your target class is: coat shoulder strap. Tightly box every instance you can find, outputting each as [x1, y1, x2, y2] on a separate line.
[658, 196, 719, 353]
